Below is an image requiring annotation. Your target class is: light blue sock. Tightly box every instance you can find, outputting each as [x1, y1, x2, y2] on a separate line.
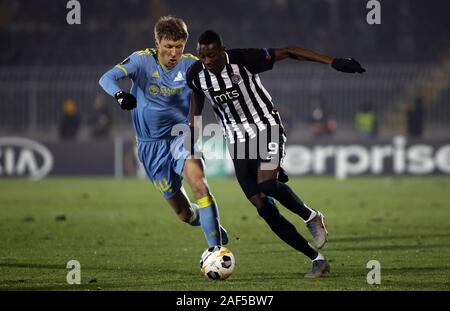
[197, 195, 228, 246]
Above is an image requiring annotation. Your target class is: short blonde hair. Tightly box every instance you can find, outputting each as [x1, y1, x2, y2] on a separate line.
[154, 15, 188, 42]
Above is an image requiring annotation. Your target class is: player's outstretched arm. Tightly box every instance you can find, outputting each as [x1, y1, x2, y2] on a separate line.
[274, 47, 333, 64]
[274, 47, 365, 74]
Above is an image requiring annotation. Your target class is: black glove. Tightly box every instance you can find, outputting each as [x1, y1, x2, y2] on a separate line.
[331, 58, 366, 74]
[114, 91, 137, 110]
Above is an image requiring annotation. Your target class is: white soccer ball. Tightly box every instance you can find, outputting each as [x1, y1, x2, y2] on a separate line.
[200, 246, 235, 280]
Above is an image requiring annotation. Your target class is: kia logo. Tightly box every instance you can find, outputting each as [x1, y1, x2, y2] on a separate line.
[0, 137, 53, 180]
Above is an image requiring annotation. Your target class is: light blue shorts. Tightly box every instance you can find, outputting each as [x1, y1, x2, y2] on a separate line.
[137, 134, 191, 200]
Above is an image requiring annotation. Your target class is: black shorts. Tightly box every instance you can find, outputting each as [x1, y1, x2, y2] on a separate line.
[227, 126, 288, 198]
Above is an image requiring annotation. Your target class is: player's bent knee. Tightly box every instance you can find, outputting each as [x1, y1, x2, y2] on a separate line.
[258, 179, 278, 197]
[256, 198, 280, 221]
[175, 209, 192, 223]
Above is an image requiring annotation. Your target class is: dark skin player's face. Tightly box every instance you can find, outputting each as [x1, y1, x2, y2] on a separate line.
[197, 43, 226, 75]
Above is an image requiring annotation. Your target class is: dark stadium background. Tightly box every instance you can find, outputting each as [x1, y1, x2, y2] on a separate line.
[1, 0, 449, 145]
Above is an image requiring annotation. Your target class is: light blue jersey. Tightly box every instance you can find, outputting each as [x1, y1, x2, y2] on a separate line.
[99, 48, 228, 247]
[99, 48, 197, 199]
[99, 48, 197, 140]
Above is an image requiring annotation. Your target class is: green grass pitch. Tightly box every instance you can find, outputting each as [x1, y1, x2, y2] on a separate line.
[0, 177, 449, 290]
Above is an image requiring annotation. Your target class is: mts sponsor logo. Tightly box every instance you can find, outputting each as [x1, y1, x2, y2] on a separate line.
[0, 137, 53, 180]
[213, 90, 239, 103]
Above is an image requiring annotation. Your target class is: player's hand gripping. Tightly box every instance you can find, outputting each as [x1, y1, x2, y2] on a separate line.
[115, 91, 137, 110]
[331, 58, 366, 74]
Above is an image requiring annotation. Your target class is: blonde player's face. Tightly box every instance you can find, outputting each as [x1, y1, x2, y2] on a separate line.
[156, 38, 186, 69]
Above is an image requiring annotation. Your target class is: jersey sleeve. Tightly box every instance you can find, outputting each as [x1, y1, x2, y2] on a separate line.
[98, 52, 144, 97]
[186, 62, 202, 93]
[231, 48, 276, 74]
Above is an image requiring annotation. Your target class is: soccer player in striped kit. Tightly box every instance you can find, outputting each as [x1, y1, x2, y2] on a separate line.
[187, 30, 365, 278]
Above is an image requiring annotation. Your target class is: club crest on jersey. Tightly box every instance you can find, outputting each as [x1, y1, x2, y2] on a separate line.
[231, 74, 241, 84]
[173, 71, 184, 82]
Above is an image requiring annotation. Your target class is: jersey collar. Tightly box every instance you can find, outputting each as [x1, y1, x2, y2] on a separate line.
[154, 51, 177, 72]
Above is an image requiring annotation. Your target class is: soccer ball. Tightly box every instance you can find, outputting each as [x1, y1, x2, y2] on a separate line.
[200, 246, 235, 280]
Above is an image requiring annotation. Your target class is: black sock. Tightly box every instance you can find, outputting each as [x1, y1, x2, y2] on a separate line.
[259, 180, 313, 221]
[257, 197, 318, 260]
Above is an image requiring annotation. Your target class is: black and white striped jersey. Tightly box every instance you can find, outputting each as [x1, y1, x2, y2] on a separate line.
[186, 48, 285, 144]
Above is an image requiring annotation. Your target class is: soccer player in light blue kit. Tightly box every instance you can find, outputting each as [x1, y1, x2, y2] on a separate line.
[99, 16, 228, 247]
